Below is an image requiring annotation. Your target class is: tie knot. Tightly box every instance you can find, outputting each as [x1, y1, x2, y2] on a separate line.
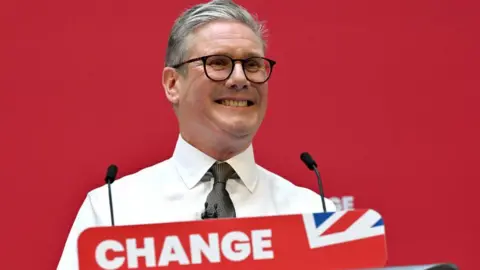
[210, 162, 236, 184]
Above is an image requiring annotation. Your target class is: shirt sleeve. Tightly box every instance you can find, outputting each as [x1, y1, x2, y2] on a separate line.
[324, 197, 338, 212]
[294, 186, 338, 213]
[57, 194, 99, 270]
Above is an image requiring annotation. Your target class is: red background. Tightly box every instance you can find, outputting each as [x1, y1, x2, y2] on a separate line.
[0, 0, 478, 269]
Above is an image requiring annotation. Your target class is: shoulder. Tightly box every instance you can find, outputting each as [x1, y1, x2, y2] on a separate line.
[257, 165, 337, 213]
[87, 158, 174, 201]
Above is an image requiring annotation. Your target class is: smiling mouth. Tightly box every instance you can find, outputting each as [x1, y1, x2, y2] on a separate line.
[215, 99, 254, 107]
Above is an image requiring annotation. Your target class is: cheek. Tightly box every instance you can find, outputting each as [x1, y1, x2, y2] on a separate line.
[259, 86, 268, 106]
[182, 78, 214, 109]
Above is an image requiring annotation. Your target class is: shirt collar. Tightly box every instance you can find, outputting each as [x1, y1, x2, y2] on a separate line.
[172, 134, 258, 193]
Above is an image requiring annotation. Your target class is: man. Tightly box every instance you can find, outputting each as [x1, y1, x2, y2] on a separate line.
[57, 0, 336, 269]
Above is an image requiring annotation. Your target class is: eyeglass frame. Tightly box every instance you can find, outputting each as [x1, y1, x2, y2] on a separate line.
[170, 54, 277, 84]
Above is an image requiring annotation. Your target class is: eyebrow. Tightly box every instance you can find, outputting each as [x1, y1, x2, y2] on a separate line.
[208, 51, 264, 58]
[245, 52, 264, 58]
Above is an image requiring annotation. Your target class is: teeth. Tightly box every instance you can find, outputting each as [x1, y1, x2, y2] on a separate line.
[221, 100, 248, 107]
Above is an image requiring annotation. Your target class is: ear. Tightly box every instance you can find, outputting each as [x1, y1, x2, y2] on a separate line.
[162, 67, 181, 105]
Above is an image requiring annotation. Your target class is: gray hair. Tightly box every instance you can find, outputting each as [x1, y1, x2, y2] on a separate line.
[165, 0, 267, 68]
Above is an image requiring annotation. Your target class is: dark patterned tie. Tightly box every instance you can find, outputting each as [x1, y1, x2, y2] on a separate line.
[203, 162, 238, 218]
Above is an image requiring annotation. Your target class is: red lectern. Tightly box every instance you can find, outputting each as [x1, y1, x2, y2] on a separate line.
[78, 209, 387, 269]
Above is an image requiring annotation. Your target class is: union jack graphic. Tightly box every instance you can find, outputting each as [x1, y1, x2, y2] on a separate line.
[302, 209, 385, 249]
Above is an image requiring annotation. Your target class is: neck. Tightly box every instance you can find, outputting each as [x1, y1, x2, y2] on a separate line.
[181, 132, 251, 161]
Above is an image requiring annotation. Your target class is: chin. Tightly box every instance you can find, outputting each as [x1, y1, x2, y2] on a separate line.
[212, 115, 261, 137]
[214, 122, 252, 137]
[227, 124, 260, 139]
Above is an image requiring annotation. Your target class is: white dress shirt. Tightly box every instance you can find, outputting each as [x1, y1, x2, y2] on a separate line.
[57, 135, 336, 269]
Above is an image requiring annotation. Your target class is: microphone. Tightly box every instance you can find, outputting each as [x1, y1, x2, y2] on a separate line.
[300, 152, 327, 212]
[104, 164, 118, 226]
[201, 202, 218, 220]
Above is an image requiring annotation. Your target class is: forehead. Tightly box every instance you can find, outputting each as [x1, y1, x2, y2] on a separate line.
[187, 20, 264, 58]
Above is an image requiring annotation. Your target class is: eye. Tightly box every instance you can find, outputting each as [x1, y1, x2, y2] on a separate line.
[206, 56, 230, 69]
[245, 58, 264, 71]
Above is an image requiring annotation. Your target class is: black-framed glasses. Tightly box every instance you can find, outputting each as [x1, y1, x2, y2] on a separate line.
[171, 54, 276, 84]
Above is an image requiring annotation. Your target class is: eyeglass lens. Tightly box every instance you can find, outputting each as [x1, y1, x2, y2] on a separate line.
[204, 55, 272, 83]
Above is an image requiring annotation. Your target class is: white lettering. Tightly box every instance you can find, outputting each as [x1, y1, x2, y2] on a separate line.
[342, 196, 354, 210]
[190, 233, 221, 264]
[221, 231, 250, 262]
[251, 229, 274, 259]
[95, 229, 275, 268]
[95, 240, 125, 270]
[330, 196, 355, 210]
[126, 237, 156, 268]
[158, 236, 190, 266]
[331, 197, 341, 210]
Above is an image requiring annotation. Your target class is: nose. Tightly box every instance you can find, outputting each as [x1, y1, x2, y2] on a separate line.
[226, 62, 249, 90]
